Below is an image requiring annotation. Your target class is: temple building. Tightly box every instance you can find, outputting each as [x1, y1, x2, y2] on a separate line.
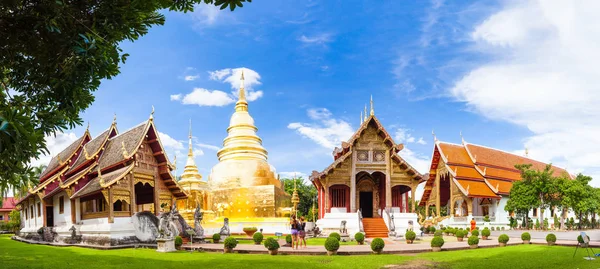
[207, 72, 290, 221]
[419, 135, 573, 228]
[16, 112, 187, 244]
[1, 197, 16, 222]
[310, 98, 425, 238]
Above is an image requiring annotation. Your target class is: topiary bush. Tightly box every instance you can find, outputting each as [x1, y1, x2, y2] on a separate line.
[455, 230, 466, 238]
[285, 234, 292, 244]
[224, 237, 238, 249]
[468, 235, 479, 246]
[253, 232, 264, 244]
[431, 236, 444, 247]
[521, 232, 531, 241]
[434, 230, 443, 237]
[175, 236, 183, 248]
[491, 227, 495, 231]
[325, 237, 340, 251]
[429, 226, 436, 234]
[405, 230, 416, 241]
[212, 233, 221, 243]
[329, 232, 341, 241]
[354, 233, 365, 244]
[371, 238, 385, 253]
[546, 233, 557, 243]
[471, 229, 479, 237]
[481, 228, 491, 237]
[498, 234, 509, 243]
[264, 237, 280, 250]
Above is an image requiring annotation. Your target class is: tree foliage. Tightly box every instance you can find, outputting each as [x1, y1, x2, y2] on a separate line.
[0, 0, 250, 197]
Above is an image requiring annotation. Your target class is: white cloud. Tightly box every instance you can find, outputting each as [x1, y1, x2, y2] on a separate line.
[192, 4, 221, 25]
[394, 127, 425, 145]
[416, 137, 427, 145]
[288, 108, 354, 149]
[170, 94, 182, 101]
[30, 132, 79, 167]
[208, 67, 264, 101]
[193, 148, 204, 157]
[184, 75, 200, 81]
[450, 0, 600, 186]
[158, 132, 184, 150]
[298, 33, 333, 45]
[399, 147, 431, 200]
[180, 88, 235, 107]
[279, 171, 308, 180]
[197, 143, 220, 151]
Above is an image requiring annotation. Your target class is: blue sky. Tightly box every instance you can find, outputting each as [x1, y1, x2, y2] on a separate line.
[34, 0, 600, 197]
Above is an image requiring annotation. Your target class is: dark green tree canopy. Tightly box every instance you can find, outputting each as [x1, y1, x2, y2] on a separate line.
[0, 0, 250, 197]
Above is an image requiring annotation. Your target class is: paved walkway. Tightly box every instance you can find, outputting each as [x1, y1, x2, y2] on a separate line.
[182, 235, 600, 255]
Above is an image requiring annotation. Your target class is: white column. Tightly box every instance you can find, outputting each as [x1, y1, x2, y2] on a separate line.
[350, 150, 357, 212]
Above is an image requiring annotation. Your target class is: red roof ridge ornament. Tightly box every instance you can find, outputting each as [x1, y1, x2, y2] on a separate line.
[149, 105, 155, 120]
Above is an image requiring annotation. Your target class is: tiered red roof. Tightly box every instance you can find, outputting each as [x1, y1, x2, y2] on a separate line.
[1, 197, 16, 212]
[419, 140, 571, 206]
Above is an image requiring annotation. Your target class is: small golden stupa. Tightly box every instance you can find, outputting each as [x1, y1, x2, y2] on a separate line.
[208, 71, 290, 219]
[176, 120, 211, 226]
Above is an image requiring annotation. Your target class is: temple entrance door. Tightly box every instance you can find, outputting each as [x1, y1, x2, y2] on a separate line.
[360, 192, 373, 218]
[134, 182, 155, 213]
[46, 206, 54, 227]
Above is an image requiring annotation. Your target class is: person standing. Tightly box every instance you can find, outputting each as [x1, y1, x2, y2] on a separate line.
[298, 216, 307, 248]
[470, 218, 476, 232]
[290, 216, 299, 249]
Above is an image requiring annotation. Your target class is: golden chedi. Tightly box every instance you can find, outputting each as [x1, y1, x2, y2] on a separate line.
[176, 120, 211, 226]
[208, 71, 290, 219]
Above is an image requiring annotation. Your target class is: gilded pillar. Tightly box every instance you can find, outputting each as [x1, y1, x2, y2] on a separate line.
[153, 173, 159, 215]
[108, 188, 114, 223]
[130, 174, 137, 214]
[350, 150, 357, 212]
[410, 182, 417, 213]
[467, 197, 473, 215]
[435, 172, 441, 216]
[449, 175, 455, 216]
[385, 149, 391, 209]
[324, 179, 330, 214]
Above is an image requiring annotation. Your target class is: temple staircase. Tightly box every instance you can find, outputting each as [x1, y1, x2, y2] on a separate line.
[362, 218, 388, 238]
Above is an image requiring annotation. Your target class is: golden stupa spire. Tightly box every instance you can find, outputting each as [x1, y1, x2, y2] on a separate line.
[217, 69, 268, 162]
[180, 119, 203, 184]
[363, 104, 367, 121]
[360, 110, 363, 125]
[370, 95, 374, 116]
[188, 119, 193, 157]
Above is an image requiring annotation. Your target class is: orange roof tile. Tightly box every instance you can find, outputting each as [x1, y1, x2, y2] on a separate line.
[455, 179, 499, 198]
[475, 165, 521, 181]
[438, 143, 473, 166]
[486, 179, 513, 194]
[448, 165, 484, 179]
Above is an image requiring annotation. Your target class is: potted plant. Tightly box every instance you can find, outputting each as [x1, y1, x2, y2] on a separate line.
[431, 236, 444, 252]
[325, 237, 340, 256]
[521, 232, 531, 244]
[264, 237, 280, 255]
[253, 232, 264, 245]
[212, 233, 221, 243]
[243, 227, 258, 237]
[455, 230, 465, 242]
[471, 229, 479, 237]
[285, 234, 292, 246]
[481, 228, 490, 240]
[468, 235, 479, 249]
[329, 232, 341, 241]
[498, 234, 509, 246]
[223, 237, 238, 253]
[354, 233, 365, 245]
[371, 238, 385, 254]
[429, 226, 436, 234]
[434, 230, 443, 237]
[546, 233, 556, 246]
[174, 236, 183, 250]
[405, 230, 416, 244]
[444, 227, 451, 235]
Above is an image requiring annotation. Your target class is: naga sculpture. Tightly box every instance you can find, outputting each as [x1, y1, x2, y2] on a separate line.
[219, 217, 230, 237]
[157, 205, 180, 239]
[340, 220, 348, 235]
[193, 205, 205, 238]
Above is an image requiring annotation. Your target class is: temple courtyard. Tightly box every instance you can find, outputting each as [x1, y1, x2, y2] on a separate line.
[3, 234, 600, 269]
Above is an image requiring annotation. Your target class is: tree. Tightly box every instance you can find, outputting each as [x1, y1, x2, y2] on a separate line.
[0, 0, 251, 198]
[505, 179, 538, 228]
[281, 177, 317, 218]
[8, 209, 21, 233]
[514, 164, 557, 226]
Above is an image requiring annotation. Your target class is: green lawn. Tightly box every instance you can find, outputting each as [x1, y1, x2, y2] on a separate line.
[1, 234, 599, 269]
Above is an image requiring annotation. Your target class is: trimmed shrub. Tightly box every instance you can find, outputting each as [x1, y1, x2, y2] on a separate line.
[498, 234, 509, 243]
[429, 226, 436, 233]
[325, 237, 340, 251]
[329, 232, 341, 241]
[501, 227, 505, 231]
[431, 236, 445, 247]
[243, 227, 258, 233]
[434, 230, 443, 237]
[371, 238, 385, 252]
[455, 230, 466, 238]
[468, 235, 480, 246]
[212, 233, 221, 242]
[264, 237, 280, 250]
[471, 230, 479, 237]
[483, 215, 490, 222]
[405, 230, 417, 241]
[441, 226, 446, 231]
[491, 227, 495, 231]
[253, 232, 264, 244]
[175, 236, 183, 248]
[521, 232, 531, 241]
[354, 233, 365, 244]
[285, 234, 292, 244]
[481, 228, 491, 237]
[224, 237, 238, 249]
[546, 233, 557, 243]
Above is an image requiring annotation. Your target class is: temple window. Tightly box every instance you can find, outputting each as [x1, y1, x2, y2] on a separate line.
[24, 208, 28, 220]
[113, 200, 130, 212]
[37, 203, 41, 217]
[30, 205, 34, 218]
[80, 194, 108, 219]
[59, 196, 65, 214]
[533, 208, 538, 217]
